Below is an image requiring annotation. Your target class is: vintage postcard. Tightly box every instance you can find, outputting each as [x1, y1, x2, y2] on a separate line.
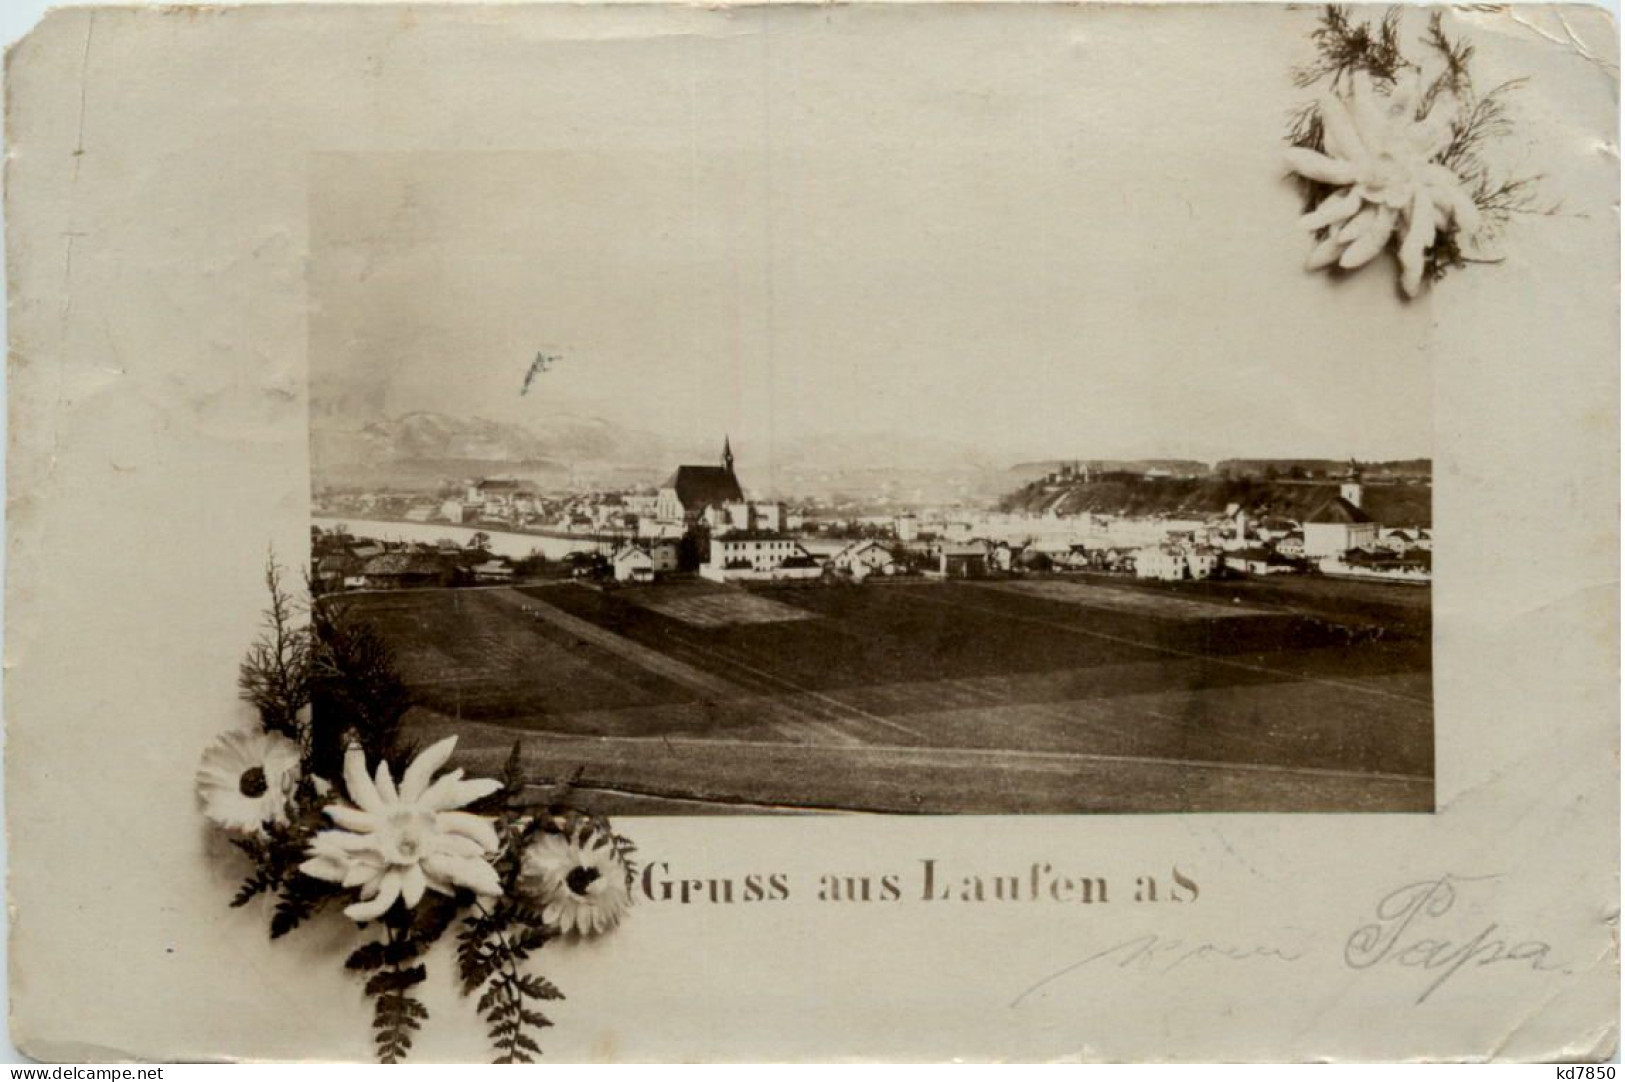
[5, 0, 1618, 1062]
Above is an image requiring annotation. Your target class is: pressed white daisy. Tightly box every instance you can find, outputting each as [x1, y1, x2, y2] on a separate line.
[298, 736, 504, 923]
[1286, 72, 1481, 297]
[197, 729, 302, 834]
[517, 824, 632, 937]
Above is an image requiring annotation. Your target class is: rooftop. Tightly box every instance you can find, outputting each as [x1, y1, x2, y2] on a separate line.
[664, 465, 744, 511]
[1304, 496, 1374, 525]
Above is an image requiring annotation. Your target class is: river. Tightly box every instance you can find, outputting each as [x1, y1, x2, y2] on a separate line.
[311, 517, 606, 561]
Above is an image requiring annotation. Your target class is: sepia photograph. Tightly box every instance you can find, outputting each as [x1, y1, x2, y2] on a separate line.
[306, 27, 1448, 815]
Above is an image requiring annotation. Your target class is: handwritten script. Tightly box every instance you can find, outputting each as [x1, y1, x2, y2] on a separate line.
[1344, 873, 1558, 1004]
[1010, 873, 1562, 1009]
[1010, 933, 1309, 1007]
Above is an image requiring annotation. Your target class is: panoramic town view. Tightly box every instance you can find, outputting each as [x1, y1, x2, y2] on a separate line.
[310, 426, 1432, 814]
[307, 152, 1437, 815]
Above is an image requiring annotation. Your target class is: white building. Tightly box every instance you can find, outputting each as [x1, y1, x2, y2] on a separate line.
[610, 539, 679, 582]
[702, 534, 822, 582]
[611, 544, 655, 583]
[439, 499, 478, 524]
[1134, 543, 1220, 581]
[832, 539, 897, 581]
[1302, 496, 1379, 558]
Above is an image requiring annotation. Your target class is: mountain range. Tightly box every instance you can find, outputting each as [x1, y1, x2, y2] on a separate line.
[312, 411, 1428, 508]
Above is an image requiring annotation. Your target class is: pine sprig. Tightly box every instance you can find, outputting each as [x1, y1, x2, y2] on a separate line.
[238, 555, 313, 743]
[1293, 5, 1405, 90]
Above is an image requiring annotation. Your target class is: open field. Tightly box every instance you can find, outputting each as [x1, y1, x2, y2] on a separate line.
[339, 575, 1432, 813]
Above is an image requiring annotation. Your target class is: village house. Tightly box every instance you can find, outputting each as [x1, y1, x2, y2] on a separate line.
[832, 539, 897, 581]
[1323, 547, 1432, 582]
[314, 552, 363, 593]
[937, 542, 990, 579]
[1134, 542, 1220, 582]
[359, 552, 452, 590]
[1377, 528, 1420, 555]
[1226, 546, 1297, 576]
[610, 539, 680, 582]
[470, 558, 516, 584]
[441, 497, 484, 524]
[611, 544, 656, 583]
[1053, 545, 1094, 571]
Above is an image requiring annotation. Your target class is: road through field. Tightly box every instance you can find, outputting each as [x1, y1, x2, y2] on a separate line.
[483, 587, 740, 698]
[489, 586, 923, 746]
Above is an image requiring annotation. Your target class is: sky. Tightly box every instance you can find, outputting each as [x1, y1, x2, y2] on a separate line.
[308, 5, 1466, 476]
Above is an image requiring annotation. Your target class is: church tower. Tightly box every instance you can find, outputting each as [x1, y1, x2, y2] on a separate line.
[722, 436, 735, 476]
[1340, 458, 1364, 509]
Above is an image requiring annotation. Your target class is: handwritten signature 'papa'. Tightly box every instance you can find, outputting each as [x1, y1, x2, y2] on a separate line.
[1344, 873, 1560, 1004]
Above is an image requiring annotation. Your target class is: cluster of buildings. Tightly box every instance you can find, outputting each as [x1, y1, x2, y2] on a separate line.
[311, 531, 526, 592]
[317, 480, 657, 537]
[1121, 471, 1431, 583]
[317, 446, 1432, 592]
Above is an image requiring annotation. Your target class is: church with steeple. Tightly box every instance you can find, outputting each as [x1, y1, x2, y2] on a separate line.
[654, 437, 746, 527]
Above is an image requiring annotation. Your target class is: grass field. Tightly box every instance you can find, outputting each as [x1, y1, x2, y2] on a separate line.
[341, 574, 1433, 814]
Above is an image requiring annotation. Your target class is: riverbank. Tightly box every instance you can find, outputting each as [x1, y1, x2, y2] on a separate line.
[311, 515, 606, 561]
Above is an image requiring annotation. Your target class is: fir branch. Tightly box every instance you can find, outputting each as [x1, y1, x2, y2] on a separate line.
[1294, 6, 1406, 90]
[306, 595, 414, 780]
[1419, 11, 1474, 109]
[238, 555, 313, 743]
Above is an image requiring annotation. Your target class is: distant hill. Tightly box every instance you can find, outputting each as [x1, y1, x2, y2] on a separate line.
[1007, 459, 1212, 485]
[312, 411, 673, 492]
[1213, 458, 1432, 481]
[999, 475, 1431, 527]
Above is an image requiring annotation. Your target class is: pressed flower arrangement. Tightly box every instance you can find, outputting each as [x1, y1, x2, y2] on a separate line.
[1285, 6, 1544, 297]
[200, 560, 635, 1063]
